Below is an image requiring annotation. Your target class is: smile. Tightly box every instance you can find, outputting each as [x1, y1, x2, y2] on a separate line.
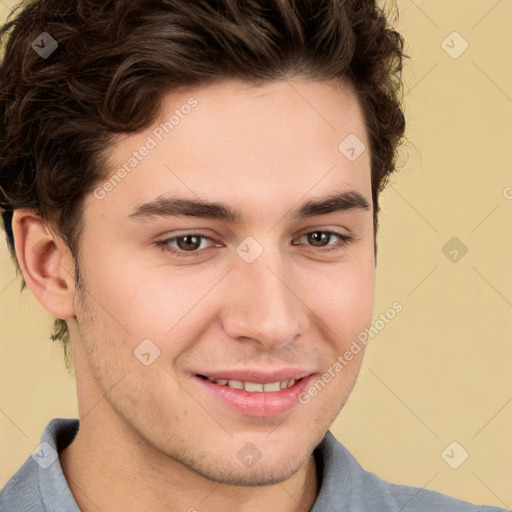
[194, 371, 316, 417]
[197, 374, 296, 392]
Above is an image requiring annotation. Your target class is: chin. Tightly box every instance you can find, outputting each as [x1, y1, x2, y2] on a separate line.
[170, 441, 311, 487]
[196, 456, 306, 487]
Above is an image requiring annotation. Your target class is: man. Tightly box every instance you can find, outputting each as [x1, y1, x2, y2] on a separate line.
[0, 0, 505, 510]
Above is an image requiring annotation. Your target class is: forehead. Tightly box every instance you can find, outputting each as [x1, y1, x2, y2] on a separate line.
[92, 79, 371, 220]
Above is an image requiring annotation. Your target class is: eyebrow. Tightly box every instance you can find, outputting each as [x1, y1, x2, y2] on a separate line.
[128, 190, 370, 223]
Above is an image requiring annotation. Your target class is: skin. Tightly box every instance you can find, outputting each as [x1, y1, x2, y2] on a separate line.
[13, 78, 375, 512]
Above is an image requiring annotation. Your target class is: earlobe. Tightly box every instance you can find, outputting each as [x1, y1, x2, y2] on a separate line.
[11, 209, 76, 319]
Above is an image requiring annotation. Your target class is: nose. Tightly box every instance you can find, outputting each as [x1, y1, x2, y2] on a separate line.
[219, 246, 310, 350]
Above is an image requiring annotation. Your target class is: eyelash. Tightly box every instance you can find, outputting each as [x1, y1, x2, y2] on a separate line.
[156, 230, 353, 258]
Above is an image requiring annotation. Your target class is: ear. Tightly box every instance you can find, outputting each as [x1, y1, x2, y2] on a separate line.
[11, 209, 76, 319]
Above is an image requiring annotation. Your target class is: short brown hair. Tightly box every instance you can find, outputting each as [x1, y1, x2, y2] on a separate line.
[0, 0, 407, 362]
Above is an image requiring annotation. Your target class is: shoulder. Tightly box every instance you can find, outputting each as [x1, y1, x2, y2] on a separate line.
[383, 479, 505, 512]
[0, 449, 45, 511]
[313, 431, 506, 512]
[1, 418, 80, 512]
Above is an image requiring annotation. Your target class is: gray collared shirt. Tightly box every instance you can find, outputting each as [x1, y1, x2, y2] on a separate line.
[0, 418, 506, 511]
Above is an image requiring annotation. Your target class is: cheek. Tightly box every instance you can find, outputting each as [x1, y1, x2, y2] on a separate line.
[79, 252, 227, 373]
[310, 257, 375, 345]
[79, 228, 374, 346]
[77, 246, 178, 336]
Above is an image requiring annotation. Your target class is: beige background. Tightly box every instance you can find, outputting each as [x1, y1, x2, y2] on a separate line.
[1, 0, 511, 508]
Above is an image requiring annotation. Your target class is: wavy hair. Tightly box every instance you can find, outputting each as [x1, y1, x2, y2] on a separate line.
[0, 0, 408, 366]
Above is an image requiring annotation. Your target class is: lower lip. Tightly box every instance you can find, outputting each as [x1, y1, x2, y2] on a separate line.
[194, 375, 316, 417]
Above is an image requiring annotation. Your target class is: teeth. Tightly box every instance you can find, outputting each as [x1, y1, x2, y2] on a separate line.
[228, 379, 244, 389]
[244, 382, 264, 392]
[206, 377, 297, 392]
[263, 381, 281, 392]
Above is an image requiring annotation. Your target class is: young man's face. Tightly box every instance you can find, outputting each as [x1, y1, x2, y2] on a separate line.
[68, 79, 375, 485]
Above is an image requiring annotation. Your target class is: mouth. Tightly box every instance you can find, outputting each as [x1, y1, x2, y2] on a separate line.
[193, 370, 315, 417]
[196, 374, 298, 392]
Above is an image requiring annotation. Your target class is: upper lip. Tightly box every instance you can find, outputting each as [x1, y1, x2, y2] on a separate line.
[195, 369, 314, 384]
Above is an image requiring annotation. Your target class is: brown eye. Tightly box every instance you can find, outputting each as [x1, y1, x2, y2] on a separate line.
[157, 231, 217, 258]
[295, 230, 352, 250]
[175, 234, 203, 251]
[306, 231, 332, 247]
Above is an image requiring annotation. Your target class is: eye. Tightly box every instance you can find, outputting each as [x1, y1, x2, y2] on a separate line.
[294, 230, 353, 252]
[156, 229, 353, 259]
[156, 231, 218, 258]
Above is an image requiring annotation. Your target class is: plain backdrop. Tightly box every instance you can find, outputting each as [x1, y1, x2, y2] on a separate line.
[1, 0, 511, 508]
